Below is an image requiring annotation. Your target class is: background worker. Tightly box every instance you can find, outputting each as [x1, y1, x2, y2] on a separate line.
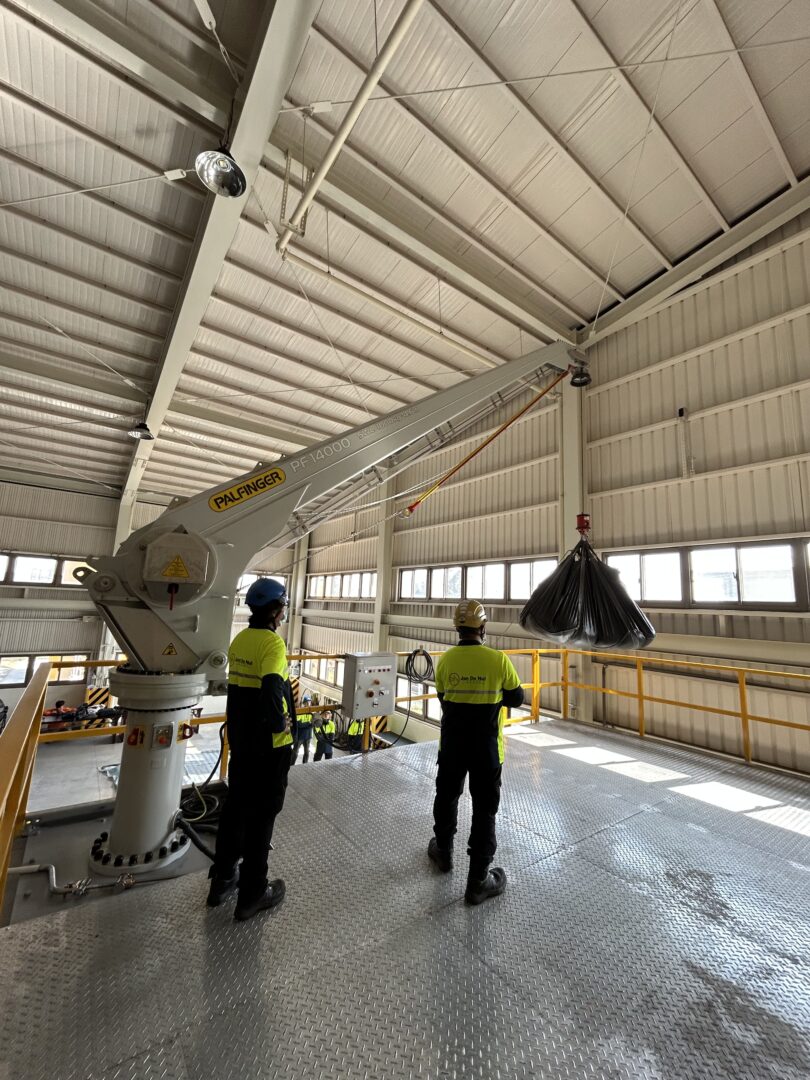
[428, 600, 524, 905]
[207, 578, 296, 922]
[314, 709, 336, 761]
[347, 715, 363, 753]
[293, 692, 315, 764]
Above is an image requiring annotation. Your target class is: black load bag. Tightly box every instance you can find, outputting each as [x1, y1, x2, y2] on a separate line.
[519, 537, 655, 650]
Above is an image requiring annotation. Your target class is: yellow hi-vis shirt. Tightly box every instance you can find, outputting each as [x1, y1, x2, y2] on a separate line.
[227, 627, 293, 748]
[435, 643, 522, 764]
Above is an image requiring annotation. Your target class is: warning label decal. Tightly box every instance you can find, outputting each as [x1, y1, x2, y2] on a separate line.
[162, 555, 189, 578]
[208, 467, 286, 513]
[162, 643, 178, 656]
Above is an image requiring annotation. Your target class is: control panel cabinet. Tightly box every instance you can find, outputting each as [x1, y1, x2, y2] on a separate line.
[342, 652, 396, 719]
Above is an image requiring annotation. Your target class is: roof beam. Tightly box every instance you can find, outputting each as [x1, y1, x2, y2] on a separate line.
[274, 106, 585, 325]
[5, 0, 228, 128]
[228, 237, 506, 371]
[580, 175, 810, 344]
[312, 26, 625, 304]
[261, 146, 575, 341]
[0, 464, 122, 498]
[0, 346, 316, 450]
[428, 1, 677, 263]
[700, 0, 797, 188]
[565, 0, 729, 231]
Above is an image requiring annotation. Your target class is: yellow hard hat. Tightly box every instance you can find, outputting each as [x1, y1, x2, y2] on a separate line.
[453, 599, 487, 629]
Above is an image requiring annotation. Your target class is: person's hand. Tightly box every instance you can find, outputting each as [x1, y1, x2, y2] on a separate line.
[284, 715, 292, 733]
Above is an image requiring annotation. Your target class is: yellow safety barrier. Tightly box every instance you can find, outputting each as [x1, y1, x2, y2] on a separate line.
[0, 662, 50, 910]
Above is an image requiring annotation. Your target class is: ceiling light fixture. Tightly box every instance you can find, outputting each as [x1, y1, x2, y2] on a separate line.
[128, 421, 155, 441]
[194, 148, 247, 198]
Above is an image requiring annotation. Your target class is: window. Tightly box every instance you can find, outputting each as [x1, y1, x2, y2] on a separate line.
[336, 659, 345, 688]
[361, 572, 377, 598]
[642, 552, 682, 602]
[318, 658, 329, 681]
[739, 544, 794, 602]
[309, 576, 325, 598]
[509, 560, 556, 600]
[426, 688, 442, 721]
[326, 574, 341, 598]
[691, 548, 737, 602]
[33, 654, 88, 682]
[401, 568, 427, 599]
[325, 658, 337, 684]
[467, 563, 505, 600]
[607, 554, 641, 601]
[0, 554, 8, 580]
[430, 566, 462, 599]
[343, 573, 361, 598]
[396, 675, 424, 715]
[0, 656, 28, 686]
[13, 555, 57, 584]
[61, 559, 92, 586]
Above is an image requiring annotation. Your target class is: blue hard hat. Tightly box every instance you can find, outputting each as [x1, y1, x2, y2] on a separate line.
[245, 578, 288, 608]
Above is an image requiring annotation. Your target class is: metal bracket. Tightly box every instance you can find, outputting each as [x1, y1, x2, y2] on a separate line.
[280, 149, 314, 238]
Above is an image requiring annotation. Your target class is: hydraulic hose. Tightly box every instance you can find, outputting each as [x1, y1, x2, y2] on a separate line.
[174, 815, 216, 862]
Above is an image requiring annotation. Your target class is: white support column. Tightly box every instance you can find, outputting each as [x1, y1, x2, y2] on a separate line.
[372, 475, 395, 652]
[288, 534, 309, 653]
[559, 381, 593, 724]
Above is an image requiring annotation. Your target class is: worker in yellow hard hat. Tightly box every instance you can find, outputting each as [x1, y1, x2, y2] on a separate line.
[428, 599, 524, 905]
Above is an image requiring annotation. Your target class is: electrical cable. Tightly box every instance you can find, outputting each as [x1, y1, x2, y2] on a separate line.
[384, 647, 435, 749]
[174, 815, 216, 861]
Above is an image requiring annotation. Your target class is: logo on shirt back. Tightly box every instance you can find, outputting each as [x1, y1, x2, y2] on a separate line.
[448, 672, 486, 687]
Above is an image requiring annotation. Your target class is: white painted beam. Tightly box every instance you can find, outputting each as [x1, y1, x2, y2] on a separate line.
[580, 176, 810, 344]
[114, 0, 322, 547]
[261, 147, 575, 341]
[6, 0, 230, 127]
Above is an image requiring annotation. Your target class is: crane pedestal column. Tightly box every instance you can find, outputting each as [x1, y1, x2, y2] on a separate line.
[90, 671, 208, 876]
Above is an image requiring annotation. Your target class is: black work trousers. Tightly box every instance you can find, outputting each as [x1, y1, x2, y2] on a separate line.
[292, 723, 313, 763]
[213, 720, 292, 902]
[314, 739, 333, 761]
[432, 734, 502, 881]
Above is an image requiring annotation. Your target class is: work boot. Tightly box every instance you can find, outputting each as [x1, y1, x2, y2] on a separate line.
[465, 867, 507, 906]
[427, 837, 453, 873]
[234, 878, 286, 922]
[206, 867, 239, 907]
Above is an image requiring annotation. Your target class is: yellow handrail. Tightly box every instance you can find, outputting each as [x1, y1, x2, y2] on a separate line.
[1, 662, 50, 909]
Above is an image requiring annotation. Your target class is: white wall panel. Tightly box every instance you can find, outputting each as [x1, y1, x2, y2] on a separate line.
[0, 482, 115, 556]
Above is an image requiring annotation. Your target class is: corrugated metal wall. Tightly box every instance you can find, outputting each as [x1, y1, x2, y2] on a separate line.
[0, 482, 111, 659]
[0, 481, 116, 556]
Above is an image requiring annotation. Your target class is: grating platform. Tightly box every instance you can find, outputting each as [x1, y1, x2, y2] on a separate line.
[1, 720, 809, 1079]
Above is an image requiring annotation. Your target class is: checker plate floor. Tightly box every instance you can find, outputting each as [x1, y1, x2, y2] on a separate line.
[1, 720, 809, 1079]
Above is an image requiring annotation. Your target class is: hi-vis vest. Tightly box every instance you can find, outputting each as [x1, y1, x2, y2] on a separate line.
[228, 627, 293, 749]
[297, 712, 314, 727]
[318, 717, 336, 736]
[347, 718, 364, 737]
[435, 643, 521, 764]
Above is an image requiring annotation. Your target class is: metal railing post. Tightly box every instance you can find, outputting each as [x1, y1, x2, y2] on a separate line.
[636, 658, 645, 738]
[561, 649, 569, 720]
[531, 651, 540, 721]
[737, 670, 752, 764]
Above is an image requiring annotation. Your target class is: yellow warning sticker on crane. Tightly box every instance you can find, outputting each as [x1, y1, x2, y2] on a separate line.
[162, 556, 189, 578]
[162, 643, 178, 656]
[208, 467, 286, 512]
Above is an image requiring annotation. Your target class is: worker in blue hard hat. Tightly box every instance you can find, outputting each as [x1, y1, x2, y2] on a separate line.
[428, 600, 524, 905]
[292, 692, 315, 764]
[207, 576, 295, 922]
